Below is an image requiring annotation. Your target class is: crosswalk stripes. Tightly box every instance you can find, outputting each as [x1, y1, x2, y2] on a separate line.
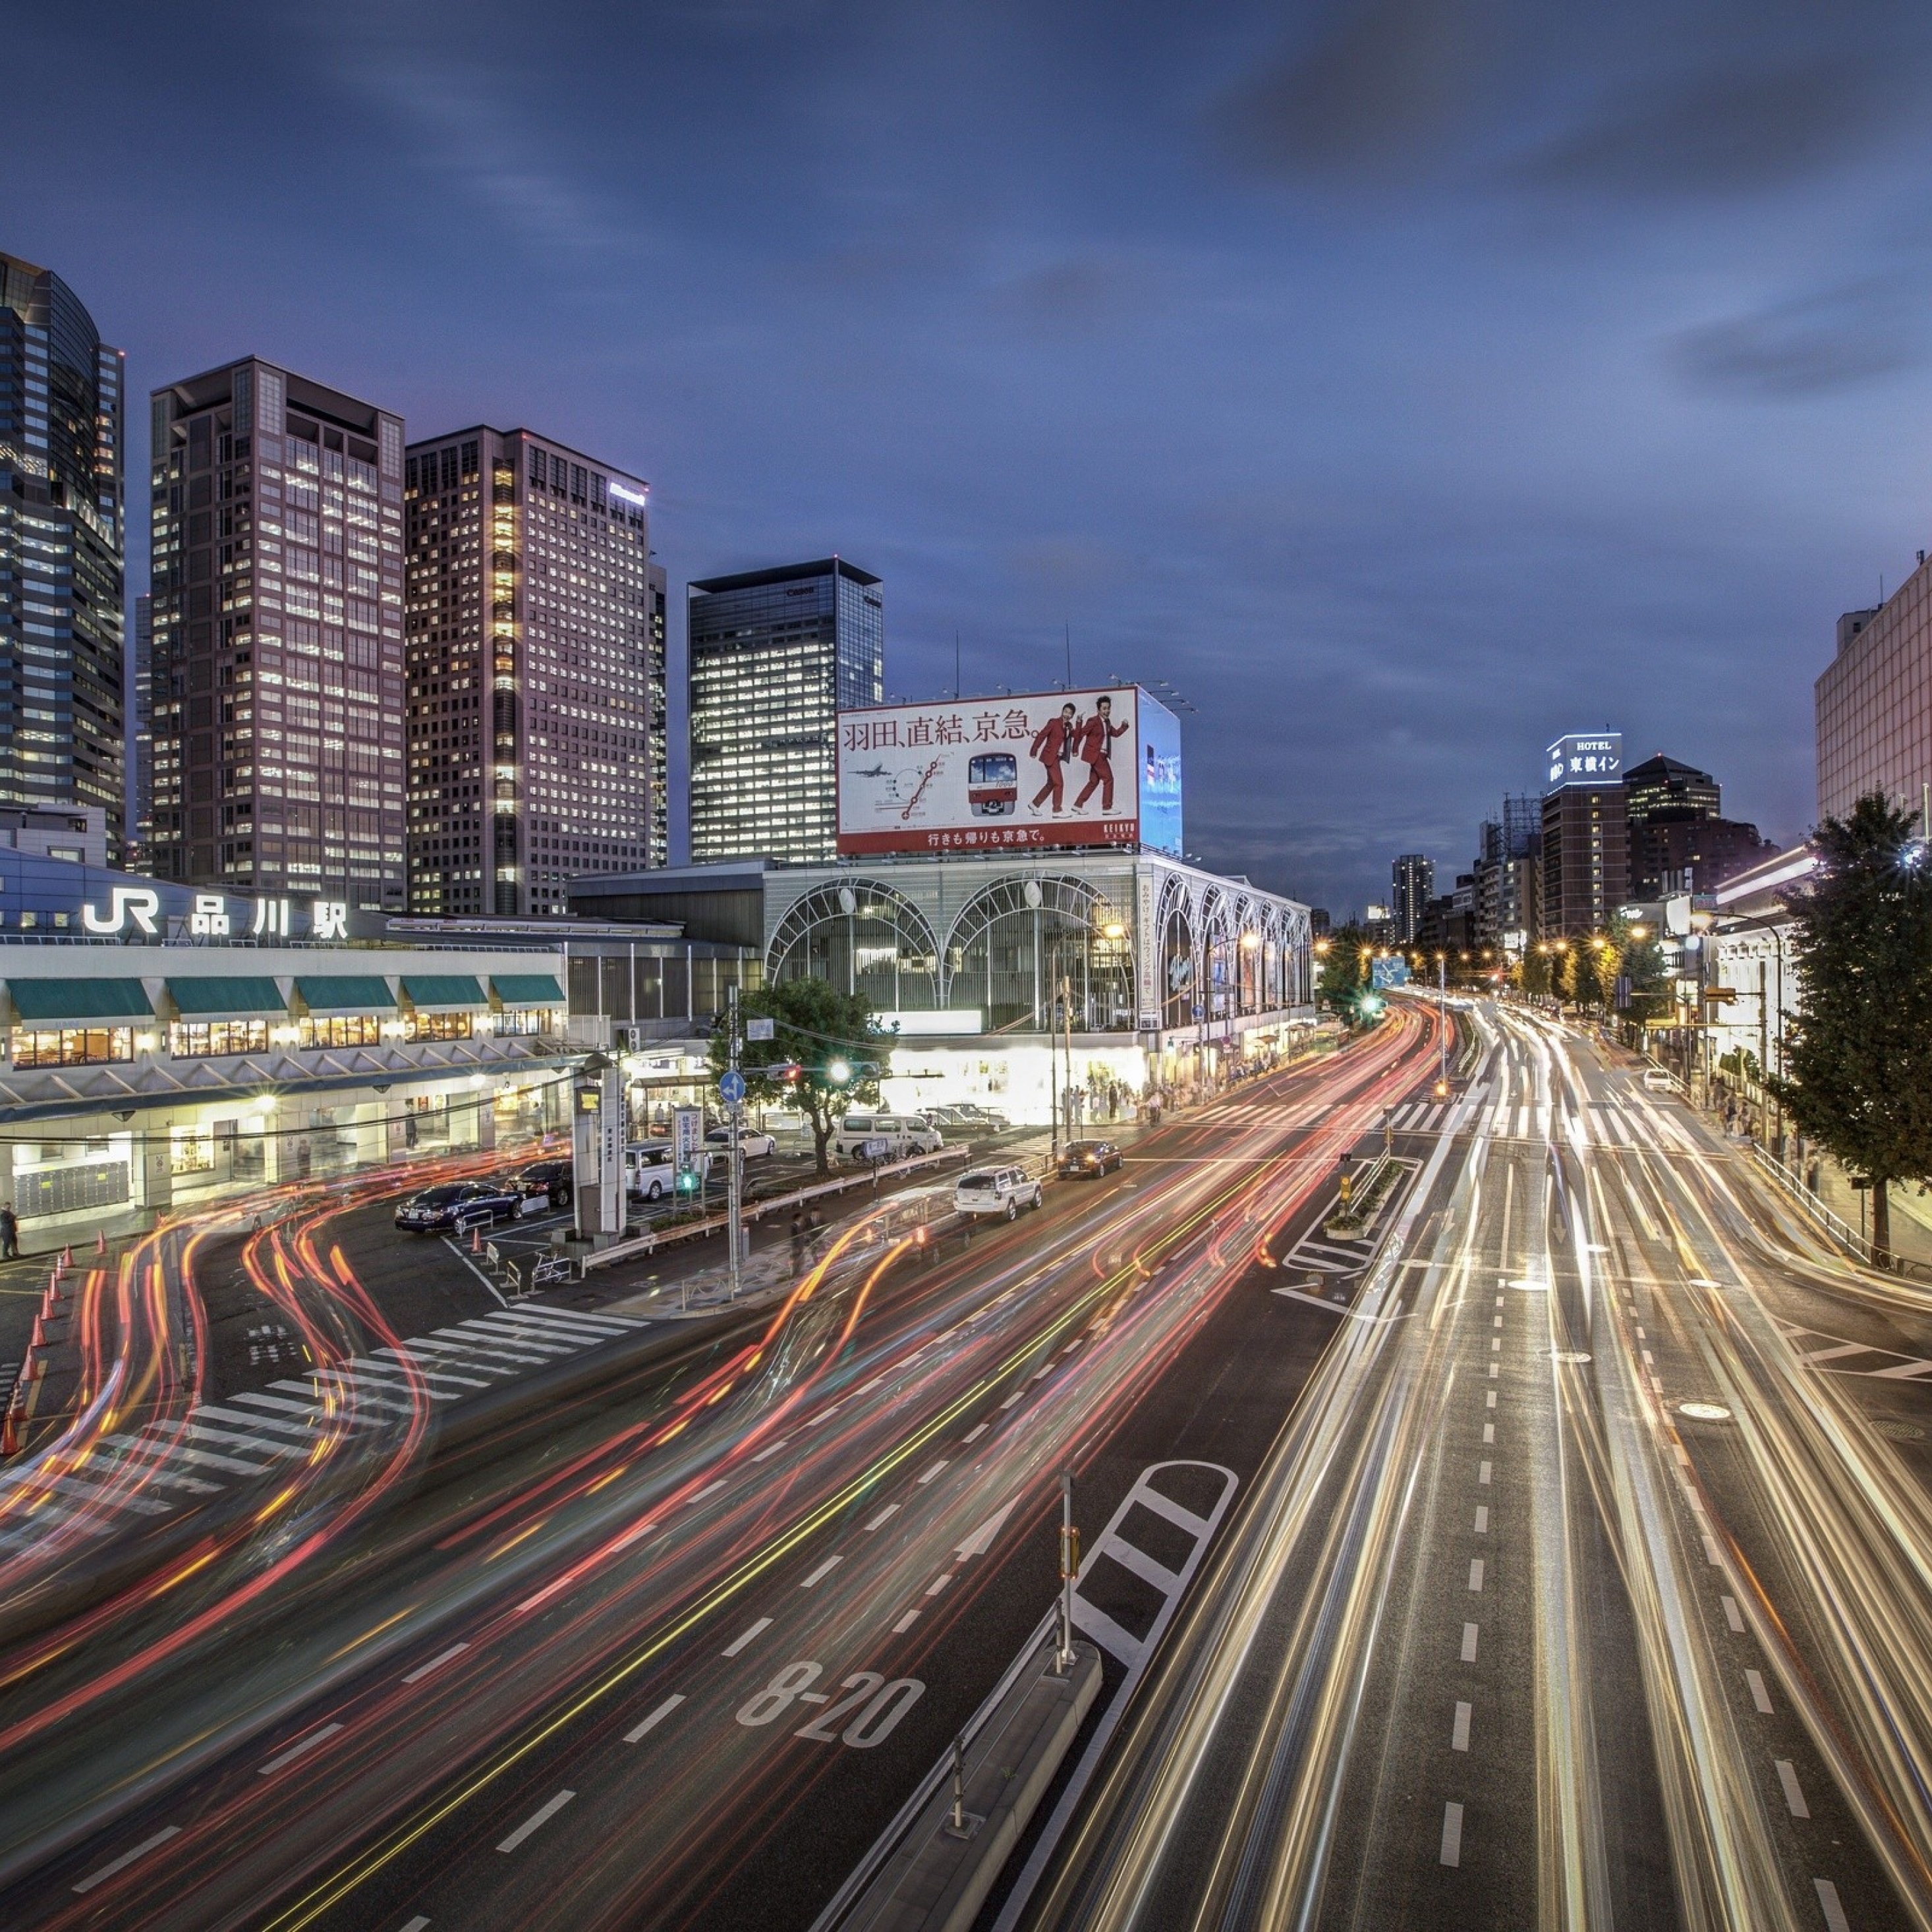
[0, 1301, 652, 1553]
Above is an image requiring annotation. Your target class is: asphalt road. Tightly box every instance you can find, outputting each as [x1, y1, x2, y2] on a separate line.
[1021, 1001, 1932, 1932]
[0, 1013, 1442, 1930]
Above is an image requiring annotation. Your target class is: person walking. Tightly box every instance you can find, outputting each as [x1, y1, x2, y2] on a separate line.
[0, 1204, 16, 1262]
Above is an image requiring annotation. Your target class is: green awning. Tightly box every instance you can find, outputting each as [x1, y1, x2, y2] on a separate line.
[491, 973, 564, 1006]
[401, 973, 484, 1011]
[7, 978, 154, 1022]
[167, 975, 286, 1017]
[296, 974, 396, 1013]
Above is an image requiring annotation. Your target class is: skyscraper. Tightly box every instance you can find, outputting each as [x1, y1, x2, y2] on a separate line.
[128, 592, 152, 869]
[1817, 569, 1932, 827]
[149, 358, 406, 907]
[1541, 731, 1629, 936]
[0, 252, 125, 857]
[404, 428, 653, 917]
[688, 557, 884, 864]
[647, 559, 668, 867]
[1390, 853, 1433, 943]
[1621, 751, 1762, 897]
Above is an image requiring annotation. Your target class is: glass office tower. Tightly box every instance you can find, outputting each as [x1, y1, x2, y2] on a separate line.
[687, 556, 884, 863]
[0, 252, 125, 858]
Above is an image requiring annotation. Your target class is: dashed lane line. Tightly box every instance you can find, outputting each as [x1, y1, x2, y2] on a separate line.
[258, 1721, 344, 1777]
[497, 1789, 575, 1854]
[401, 1644, 469, 1686]
[722, 1618, 772, 1658]
[72, 1825, 183, 1895]
[623, 1694, 685, 1744]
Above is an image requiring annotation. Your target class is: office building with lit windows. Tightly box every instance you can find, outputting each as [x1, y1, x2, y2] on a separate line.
[0, 252, 125, 858]
[403, 428, 653, 917]
[1390, 853, 1433, 943]
[148, 358, 406, 907]
[1540, 732, 1629, 936]
[648, 559, 668, 867]
[1817, 564, 1932, 827]
[687, 557, 884, 863]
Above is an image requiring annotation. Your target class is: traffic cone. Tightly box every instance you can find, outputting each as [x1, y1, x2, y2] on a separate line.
[59, 1247, 71, 1271]
[470, 1225, 482, 1254]
[1, 1405, 18, 1457]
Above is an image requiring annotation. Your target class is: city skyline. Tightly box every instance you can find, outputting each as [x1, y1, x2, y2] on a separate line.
[16, 5, 1932, 909]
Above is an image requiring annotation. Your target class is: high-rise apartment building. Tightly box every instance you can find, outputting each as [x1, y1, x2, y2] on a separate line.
[647, 560, 668, 867]
[0, 252, 125, 857]
[1621, 751, 1763, 897]
[688, 557, 884, 863]
[1816, 561, 1932, 826]
[1390, 853, 1433, 943]
[1541, 732, 1629, 936]
[149, 359, 405, 906]
[403, 428, 653, 917]
[128, 592, 152, 868]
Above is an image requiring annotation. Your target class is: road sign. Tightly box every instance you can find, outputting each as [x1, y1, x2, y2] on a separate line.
[720, 1069, 747, 1105]
[746, 1017, 775, 1042]
[1191, 1002, 1204, 1019]
[673, 1105, 704, 1177]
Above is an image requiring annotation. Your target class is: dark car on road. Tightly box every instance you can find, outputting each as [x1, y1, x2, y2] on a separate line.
[509, 1156, 574, 1210]
[1056, 1139, 1123, 1179]
[394, 1178, 530, 1232]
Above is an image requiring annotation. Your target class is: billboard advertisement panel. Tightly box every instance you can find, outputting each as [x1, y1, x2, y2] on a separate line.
[1546, 731, 1623, 791]
[836, 687, 1183, 857]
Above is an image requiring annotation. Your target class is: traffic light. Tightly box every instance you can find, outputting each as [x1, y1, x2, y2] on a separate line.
[677, 1167, 700, 1195]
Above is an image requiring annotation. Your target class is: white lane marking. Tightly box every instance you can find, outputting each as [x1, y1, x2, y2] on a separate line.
[1746, 1670, 1774, 1714]
[722, 1618, 772, 1657]
[402, 1643, 469, 1685]
[1488, 1364, 1498, 1378]
[400, 1918, 430, 1932]
[1775, 1760, 1809, 1817]
[801, 1556, 843, 1589]
[258, 1720, 344, 1776]
[1478, 1461, 1492, 1485]
[924, 1573, 953, 1597]
[1461, 1622, 1479, 1662]
[1641, 1350, 1655, 1366]
[1703, 1533, 1723, 1566]
[1492, 1315, 1502, 1330]
[1494, 1295, 1504, 1308]
[865, 1504, 901, 1532]
[751, 1438, 790, 1462]
[1440, 1800, 1463, 1867]
[856, 1374, 888, 1394]
[892, 1608, 921, 1634]
[623, 1693, 686, 1744]
[1482, 1423, 1494, 1444]
[1489, 1338, 1500, 1353]
[1452, 1701, 1471, 1752]
[72, 1825, 182, 1894]
[1474, 1507, 1489, 1534]
[1722, 1595, 1745, 1633]
[1000, 1390, 1025, 1409]
[1815, 1878, 1852, 1932]
[805, 1403, 843, 1429]
[964, 1423, 989, 1443]
[1486, 1390, 1496, 1407]
[1468, 1559, 1485, 1592]
[611, 1518, 659, 1553]
[497, 1788, 575, 1853]
[917, 1461, 948, 1485]
[693, 1480, 727, 1502]
[955, 1496, 1017, 1560]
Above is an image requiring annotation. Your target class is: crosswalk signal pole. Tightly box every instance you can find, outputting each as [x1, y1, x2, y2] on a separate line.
[1056, 1471, 1079, 1673]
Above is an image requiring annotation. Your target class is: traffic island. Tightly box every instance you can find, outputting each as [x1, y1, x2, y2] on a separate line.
[841, 1637, 1102, 1932]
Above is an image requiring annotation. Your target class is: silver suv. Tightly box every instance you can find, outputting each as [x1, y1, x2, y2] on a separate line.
[953, 1165, 1042, 1220]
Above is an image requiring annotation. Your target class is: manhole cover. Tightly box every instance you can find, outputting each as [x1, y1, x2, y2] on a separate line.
[1679, 1401, 1732, 1422]
[1875, 1418, 1926, 1442]
[1552, 1350, 1592, 1364]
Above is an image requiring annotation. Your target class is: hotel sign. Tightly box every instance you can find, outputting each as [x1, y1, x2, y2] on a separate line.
[1545, 732, 1623, 791]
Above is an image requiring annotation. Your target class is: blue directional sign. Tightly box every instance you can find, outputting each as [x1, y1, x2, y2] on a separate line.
[719, 1069, 747, 1105]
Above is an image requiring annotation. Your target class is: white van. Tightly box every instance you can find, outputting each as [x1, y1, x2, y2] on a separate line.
[832, 1112, 944, 1161]
[625, 1141, 679, 1201]
[1641, 1065, 1674, 1094]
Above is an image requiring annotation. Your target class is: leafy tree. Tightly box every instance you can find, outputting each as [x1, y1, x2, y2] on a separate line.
[1316, 926, 1385, 1029]
[1608, 912, 1671, 1027]
[706, 977, 895, 1176]
[1560, 936, 1618, 1012]
[1770, 793, 1932, 1266]
[1519, 945, 1554, 1000]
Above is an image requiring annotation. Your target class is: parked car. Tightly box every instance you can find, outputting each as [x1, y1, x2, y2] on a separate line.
[1641, 1065, 1674, 1093]
[922, 1105, 972, 1129]
[395, 1178, 529, 1232]
[832, 1112, 944, 1160]
[626, 1141, 679, 1201]
[1056, 1139, 1123, 1178]
[509, 1156, 574, 1209]
[953, 1166, 1043, 1219]
[705, 1125, 778, 1158]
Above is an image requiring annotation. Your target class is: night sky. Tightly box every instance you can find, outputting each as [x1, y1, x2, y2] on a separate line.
[11, 1, 1932, 913]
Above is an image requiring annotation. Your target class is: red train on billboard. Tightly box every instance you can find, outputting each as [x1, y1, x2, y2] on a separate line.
[835, 686, 1182, 857]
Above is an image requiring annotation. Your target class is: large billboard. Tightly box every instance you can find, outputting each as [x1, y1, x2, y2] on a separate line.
[1546, 731, 1623, 791]
[836, 686, 1183, 857]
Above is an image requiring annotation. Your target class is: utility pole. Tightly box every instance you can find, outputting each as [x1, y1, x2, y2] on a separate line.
[726, 982, 743, 1301]
[1063, 967, 1075, 1148]
[1437, 951, 1448, 1093]
[1056, 1471, 1079, 1672]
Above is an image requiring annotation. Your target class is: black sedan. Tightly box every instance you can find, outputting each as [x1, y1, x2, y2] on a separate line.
[509, 1156, 574, 1209]
[394, 1178, 530, 1232]
[1056, 1139, 1123, 1178]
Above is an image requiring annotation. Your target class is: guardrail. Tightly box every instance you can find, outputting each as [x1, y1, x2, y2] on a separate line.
[1748, 1145, 1932, 1284]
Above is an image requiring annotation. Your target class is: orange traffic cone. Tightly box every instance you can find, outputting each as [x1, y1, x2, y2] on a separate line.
[59, 1247, 71, 1270]
[1, 1408, 18, 1457]
[470, 1225, 482, 1254]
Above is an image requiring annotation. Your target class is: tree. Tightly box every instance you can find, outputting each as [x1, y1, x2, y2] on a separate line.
[1316, 926, 1385, 1029]
[1520, 945, 1554, 1000]
[1769, 793, 1932, 1266]
[707, 977, 895, 1176]
[1560, 937, 1617, 1012]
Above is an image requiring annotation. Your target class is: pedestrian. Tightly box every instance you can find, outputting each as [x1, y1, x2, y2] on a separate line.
[0, 1204, 16, 1261]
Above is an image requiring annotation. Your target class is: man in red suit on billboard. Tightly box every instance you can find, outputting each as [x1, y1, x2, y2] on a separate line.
[1072, 695, 1129, 811]
[1029, 701, 1079, 812]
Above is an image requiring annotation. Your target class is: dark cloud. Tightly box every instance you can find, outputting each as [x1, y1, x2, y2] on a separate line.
[1672, 277, 1926, 396]
[1512, 57, 1901, 199]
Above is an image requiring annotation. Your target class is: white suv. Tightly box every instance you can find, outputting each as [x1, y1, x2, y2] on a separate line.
[954, 1166, 1042, 1220]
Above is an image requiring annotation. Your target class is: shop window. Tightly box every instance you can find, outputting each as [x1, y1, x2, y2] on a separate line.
[406, 1011, 474, 1042]
[13, 1027, 134, 1068]
[298, 1014, 384, 1048]
[171, 1020, 271, 1058]
[490, 1008, 554, 1036]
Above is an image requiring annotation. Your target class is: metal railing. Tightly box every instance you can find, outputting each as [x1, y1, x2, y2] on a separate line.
[1748, 1145, 1932, 1284]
